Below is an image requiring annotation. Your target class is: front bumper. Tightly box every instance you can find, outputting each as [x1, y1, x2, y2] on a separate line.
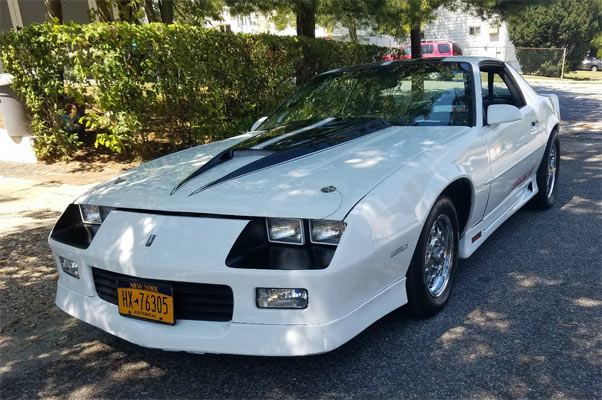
[56, 278, 405, 356]
[49, 209, 408, 356]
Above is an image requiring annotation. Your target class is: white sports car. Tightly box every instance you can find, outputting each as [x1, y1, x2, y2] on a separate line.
[49, 57, 560, 356]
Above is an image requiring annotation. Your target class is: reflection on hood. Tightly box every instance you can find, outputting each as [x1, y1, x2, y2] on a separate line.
[172, 117, 392, 195]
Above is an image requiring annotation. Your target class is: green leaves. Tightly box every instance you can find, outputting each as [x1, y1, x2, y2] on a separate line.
[0, 22, 387, 161]
[507, 0, 600, 71]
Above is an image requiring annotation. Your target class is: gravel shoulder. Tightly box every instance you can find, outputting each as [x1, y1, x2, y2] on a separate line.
[0, 80, 600, 399]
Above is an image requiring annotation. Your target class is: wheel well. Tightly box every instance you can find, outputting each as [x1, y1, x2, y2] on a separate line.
[441, 178, 473, 236]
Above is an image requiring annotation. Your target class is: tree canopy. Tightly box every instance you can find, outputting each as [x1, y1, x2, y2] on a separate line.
[506, 0, 601, 69]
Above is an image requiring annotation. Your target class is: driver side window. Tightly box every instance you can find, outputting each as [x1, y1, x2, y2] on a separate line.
[480, 69, 524, 125]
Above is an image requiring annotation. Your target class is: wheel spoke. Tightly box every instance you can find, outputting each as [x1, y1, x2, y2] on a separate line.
[547, 143, 557, 198]
[422, 214, 455, 298]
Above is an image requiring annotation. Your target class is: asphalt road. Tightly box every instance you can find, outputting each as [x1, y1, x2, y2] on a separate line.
[1, 80, 601, 399]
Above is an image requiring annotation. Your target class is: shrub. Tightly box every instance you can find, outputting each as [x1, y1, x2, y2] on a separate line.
[508, 0, 600, 73]
[0, 23, 387, 161]
[514, 48, 565, 78]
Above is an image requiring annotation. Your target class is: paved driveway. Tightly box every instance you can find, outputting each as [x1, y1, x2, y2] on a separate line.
[1, 81, 600, 399]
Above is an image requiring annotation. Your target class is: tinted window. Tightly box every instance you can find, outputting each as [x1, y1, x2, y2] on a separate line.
[422, 44, 434, 54]
[262, 62, 475, 129]
[438, 43, 451, 54]
[453, 44, 462, 55]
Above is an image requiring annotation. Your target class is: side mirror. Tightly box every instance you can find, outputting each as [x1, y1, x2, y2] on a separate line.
[487, 104, 522, 126]
[250, 116, 268, 131]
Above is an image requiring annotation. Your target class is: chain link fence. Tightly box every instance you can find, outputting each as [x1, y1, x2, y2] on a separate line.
[462, 46, 567, 78]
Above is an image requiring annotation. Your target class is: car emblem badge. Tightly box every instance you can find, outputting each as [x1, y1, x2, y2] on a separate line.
[145, 234, 157, 247]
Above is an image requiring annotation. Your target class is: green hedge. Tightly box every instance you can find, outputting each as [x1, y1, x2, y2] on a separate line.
[515, 48, 565, 78]
[0, 23, 387, 161]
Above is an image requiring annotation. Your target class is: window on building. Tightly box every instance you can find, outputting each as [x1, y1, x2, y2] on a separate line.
[469, 26, 481, 36]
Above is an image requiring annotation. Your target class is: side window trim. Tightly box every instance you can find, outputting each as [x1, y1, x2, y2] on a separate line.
[479, 61, 526, 110]
[501, 66, 526, 108]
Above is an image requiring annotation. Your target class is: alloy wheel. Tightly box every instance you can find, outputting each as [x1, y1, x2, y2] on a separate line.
[423, 214, 454, 297]
[547, 142, 557, 198]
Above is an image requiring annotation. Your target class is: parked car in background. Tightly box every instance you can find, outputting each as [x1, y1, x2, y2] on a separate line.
[49, 57, 560, 356]
[578, 55, 601, 71]
[382, 40, 462, 61]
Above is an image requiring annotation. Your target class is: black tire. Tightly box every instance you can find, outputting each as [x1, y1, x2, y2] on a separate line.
[529, 130, 560, 210]
[406, 196, 459, 318]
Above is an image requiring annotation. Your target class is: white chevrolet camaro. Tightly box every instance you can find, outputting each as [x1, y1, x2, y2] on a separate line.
[49, 57, 560, 356]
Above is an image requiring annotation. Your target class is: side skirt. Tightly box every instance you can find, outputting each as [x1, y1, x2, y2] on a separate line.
[459, 175, 538, 259]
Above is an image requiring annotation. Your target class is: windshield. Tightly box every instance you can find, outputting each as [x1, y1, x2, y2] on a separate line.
[260, 62, 475, 130]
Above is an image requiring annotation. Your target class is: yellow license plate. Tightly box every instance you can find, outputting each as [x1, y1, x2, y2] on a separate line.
[117, 279, 175, 325]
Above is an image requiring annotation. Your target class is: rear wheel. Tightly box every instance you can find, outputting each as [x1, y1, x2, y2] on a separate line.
[406, 197, 459, 317]
[530, 131, 560, 209]
[591, 65, 599, 72]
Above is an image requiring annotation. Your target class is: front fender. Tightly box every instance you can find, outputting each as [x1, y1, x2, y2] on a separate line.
[350, 163, 480, 282]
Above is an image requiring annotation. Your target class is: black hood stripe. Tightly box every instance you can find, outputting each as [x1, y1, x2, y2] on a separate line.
[171, 118, 391, 195]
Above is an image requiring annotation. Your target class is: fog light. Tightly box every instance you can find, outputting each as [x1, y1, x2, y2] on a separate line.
[60, 256, 79, 278]
[256, 288, 308, 309]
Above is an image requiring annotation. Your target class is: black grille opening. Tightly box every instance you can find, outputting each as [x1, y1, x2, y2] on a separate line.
[92, 267, 233, 322]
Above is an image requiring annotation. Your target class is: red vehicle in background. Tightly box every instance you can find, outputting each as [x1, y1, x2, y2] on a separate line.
[382, 40, 463, 61]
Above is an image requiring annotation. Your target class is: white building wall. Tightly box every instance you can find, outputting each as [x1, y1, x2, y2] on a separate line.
[209, 6, 522, 69]
[423, 7, 518, 68]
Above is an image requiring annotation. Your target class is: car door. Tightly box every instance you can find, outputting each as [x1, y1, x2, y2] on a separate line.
[481, 64, 542, 216]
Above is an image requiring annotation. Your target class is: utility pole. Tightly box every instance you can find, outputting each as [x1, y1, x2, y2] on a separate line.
[560, 47, 567, 79]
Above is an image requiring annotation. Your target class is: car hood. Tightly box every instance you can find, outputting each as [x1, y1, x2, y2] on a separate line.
[79, 119, 470, 220]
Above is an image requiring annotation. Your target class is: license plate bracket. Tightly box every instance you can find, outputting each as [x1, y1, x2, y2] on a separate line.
[117, 278, 175, 325]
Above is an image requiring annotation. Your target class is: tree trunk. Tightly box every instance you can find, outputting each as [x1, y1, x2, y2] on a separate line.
[410, 24, 422, 59]
[144, 0, 158, 22]
[347, 20, 358, 43]
[45, 0, 63, 24]
[159, 0, 174, 24]
[294, 1, 317, 86]
[295, 0, 316, 38]
[117, 0, 140, 23]
[95, 0, 113, 22]
[410, 22, 423, 101]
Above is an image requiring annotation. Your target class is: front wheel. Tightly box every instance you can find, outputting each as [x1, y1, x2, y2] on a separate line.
[530, 131, 560, 209]
[406, 197, 459, 317]
[591, 65, 599, 72]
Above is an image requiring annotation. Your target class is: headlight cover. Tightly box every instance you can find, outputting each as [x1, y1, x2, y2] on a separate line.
[310, 220, 346, 245]
[79, 204, 115, 225]
[266, 218, 304, 245]
[80, 204, 101, 224]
